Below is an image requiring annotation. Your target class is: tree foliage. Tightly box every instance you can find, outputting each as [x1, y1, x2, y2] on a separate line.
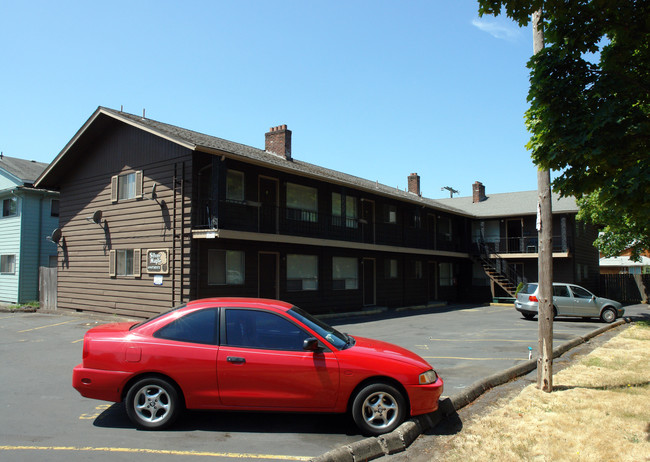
[478, 1, 650, 260]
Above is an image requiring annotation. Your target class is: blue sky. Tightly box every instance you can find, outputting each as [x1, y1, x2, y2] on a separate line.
[1, 1, 537, 199]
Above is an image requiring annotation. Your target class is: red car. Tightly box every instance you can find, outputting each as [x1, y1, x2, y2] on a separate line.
[73, 298, 443, 435]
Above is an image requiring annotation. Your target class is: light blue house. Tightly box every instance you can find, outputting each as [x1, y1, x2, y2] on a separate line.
[0, 154, 59, 304]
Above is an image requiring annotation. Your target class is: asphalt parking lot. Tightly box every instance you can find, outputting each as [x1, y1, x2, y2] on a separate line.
[1, 303, 647, 461]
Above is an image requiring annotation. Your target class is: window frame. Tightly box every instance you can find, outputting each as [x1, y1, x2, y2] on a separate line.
[332, 256, 358, 290]
[111, 170, 143, 203]
[208, 249, 245, 286]
[0, 254, 16, 274]
[223, 308, 311, 351]
[50, 199, 60, 217]
[226, 170, 245, 202]
[286, 254, 319, 291]
[286, 182, 318, 223]
[109, 249, 142, 277]
[383, 204, 397, 224]
[2, 197, 18, 218]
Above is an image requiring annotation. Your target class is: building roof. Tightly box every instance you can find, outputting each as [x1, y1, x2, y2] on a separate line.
[599, 255, 650, 267]
[0, 154, 49, 185]
[436, 190, 578, 218]
[36, 106, 578, 219]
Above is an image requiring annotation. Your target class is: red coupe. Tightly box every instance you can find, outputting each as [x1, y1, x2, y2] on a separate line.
[73, 298, 443, 435]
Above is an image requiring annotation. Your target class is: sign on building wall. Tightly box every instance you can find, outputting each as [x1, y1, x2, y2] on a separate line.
[146, 249, 169, 274]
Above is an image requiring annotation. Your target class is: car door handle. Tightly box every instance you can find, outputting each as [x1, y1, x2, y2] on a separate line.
[227, 356, 246, 364]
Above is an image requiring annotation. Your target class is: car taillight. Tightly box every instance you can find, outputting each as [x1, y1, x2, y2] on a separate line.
[529, 295, 538, 302]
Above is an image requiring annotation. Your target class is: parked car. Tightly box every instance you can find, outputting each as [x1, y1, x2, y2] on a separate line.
[72, 298, 443, 435]
[515, 283, 624, 323]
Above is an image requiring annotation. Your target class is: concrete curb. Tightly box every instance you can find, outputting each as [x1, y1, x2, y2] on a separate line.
[310, 317, 631, 462]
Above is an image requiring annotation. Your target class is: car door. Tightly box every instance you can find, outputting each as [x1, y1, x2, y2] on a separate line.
[552, 284, 573, 315]
[217, 308, 340, 409]
[569, 285, 598, 317]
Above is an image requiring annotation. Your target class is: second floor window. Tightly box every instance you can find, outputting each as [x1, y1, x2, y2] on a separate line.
[383, 205, 397, 224]
[111, 171, 143, 202]
[50, 199, 60, 217]
[332, 193, 358, 228]
[286, 183, 317, 222]
[2, 198, 17, 217]
[226, 170, 244, 202]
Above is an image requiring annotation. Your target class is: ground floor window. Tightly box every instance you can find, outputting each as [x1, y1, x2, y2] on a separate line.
[208, 250, 244, 285]
[1, 254, 16, 274]
[439, 262, 454, 286]
[333, 257, 358, 290]
[109, 249, 141, 277]
[386, 259, 398, 279]
[287, 254, 318, 291]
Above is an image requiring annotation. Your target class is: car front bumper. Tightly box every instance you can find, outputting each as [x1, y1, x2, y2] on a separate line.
[407, 377, 444, 416]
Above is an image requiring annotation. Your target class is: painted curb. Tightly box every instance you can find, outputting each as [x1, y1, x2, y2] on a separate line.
[310, 317, 631, 462]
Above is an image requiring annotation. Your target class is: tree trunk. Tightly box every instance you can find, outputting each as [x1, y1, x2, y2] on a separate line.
[533, 8, 554, 393]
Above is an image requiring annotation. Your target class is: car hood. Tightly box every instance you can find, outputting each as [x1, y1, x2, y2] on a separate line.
[348, 336, 432, 370]
[596, 297, 622, 308]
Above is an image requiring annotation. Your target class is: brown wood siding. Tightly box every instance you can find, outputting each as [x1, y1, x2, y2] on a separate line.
[56, 121, 193, 318]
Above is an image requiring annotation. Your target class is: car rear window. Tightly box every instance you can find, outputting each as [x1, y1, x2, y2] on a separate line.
[520, 283, 538, 294]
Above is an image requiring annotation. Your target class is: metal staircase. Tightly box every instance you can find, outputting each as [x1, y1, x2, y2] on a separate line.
[473, 242, 522, 298]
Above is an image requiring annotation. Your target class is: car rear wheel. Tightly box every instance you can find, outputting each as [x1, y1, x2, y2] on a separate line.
[522, 312, 535, 320]
[600, 308, 617, 324]
[351, 382, 406, 436]
[125, 377, 182, 430]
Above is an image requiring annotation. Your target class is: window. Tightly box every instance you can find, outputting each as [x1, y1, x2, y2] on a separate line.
[208, 250, 244, 285]
[50, 199, 60, 217]
[333, 257, 358, 290]
[286, 183, 317, 222]
[386, 259, 398, 279]
[155, 308, 219, 345]
[413, 260, 423, 279]
[438, 216, 452, 241]
[570, 285, 593, 299]
[287, 254, 318, 291]
[226, 170, 244, 202]
[332, 193, 358, 228]
[109, 249, 141, 277]
[225, 309, 310, 351]
[1, 255, 16, 274]
[2, 198, 17, 217]
[439, 262, 454, 286]
[410, 210, 421, 228]
[111, 171, 143, 202]
[553, 285, 570, 297]
[383, 204, 397, 224]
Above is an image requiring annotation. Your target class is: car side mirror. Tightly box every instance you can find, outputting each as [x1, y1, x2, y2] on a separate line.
[303, 337, 322, 352]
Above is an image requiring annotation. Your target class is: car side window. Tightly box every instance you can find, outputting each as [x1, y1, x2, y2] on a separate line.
[154, 308, 219, 345]
[225, 309, 310, 351]
[553, 286, 570, 297]
[570, 286, 593, 299]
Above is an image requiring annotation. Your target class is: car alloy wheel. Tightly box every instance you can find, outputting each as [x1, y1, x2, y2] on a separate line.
[125, 377, 181, 430]
[352, 382, 406, 436]
[600, 308, 617, 324]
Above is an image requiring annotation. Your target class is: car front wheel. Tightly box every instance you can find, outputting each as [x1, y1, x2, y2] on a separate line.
[125, 377, 182, 430]
[600, 308, 617, 324]
[351, 382, 406, 436]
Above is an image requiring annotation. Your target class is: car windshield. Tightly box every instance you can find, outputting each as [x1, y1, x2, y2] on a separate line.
[129, 304, 187, 330]
[287, 306, 351, 350]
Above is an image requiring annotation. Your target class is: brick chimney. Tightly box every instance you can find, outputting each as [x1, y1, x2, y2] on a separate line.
[472, 181, 486, 203]
[408, 173, 421, 196]
[265, 125, 291, 160]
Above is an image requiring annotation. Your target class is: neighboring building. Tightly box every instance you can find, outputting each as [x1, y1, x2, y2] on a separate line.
[0, 154, 59, 304]
[34, 107, 599, 318]
[600, 249, 650, 275]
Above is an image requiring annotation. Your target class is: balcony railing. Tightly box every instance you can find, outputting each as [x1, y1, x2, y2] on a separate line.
[474, 236, 569, 254]
[195, 199, 467, 252]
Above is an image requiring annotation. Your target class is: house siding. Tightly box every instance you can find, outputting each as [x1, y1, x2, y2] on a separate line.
[0, 194, 21, 303]
[55, 121, 193, 318]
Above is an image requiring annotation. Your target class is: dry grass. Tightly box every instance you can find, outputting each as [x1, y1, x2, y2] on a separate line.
[437, 322, 650, 462]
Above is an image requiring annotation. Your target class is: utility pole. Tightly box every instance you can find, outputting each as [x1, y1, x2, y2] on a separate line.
[533, 8, 554, 393]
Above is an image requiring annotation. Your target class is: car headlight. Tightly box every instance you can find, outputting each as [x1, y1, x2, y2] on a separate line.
[419, 370, 439, 385]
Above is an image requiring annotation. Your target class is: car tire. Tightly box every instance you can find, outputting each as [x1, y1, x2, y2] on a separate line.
[600, 307, 617, 324]
[522, 313, 535, 320]
[351, 382, 406, 436]
[125, 377, 182, 430]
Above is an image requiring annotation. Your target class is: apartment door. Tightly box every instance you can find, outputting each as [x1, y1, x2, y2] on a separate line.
[428, 261, 438, 302]
[361, 200, 375, 244]
[259, 177, 278, 233]
[362, 258, 376, 306]
[507, 219, 523, 252]
[258, 252, 279, 299]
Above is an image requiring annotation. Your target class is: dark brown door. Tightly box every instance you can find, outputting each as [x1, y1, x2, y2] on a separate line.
[259, 252, 278, 299]
[362, 258, 375, 306]
[428, 261, 438, 302]
[259, 177, 278, 233]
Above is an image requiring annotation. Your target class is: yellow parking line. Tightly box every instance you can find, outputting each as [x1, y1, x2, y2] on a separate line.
[0, 445, 311, 460]
[18, 320, 74, 333]
[429, 338, 531, 343]
[72, 338, 84, 344]
[424, 356, 528, 361]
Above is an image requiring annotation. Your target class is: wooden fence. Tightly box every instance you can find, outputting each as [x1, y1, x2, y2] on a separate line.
[39, 266, 57, 310]
[598, 274, 649, 304]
